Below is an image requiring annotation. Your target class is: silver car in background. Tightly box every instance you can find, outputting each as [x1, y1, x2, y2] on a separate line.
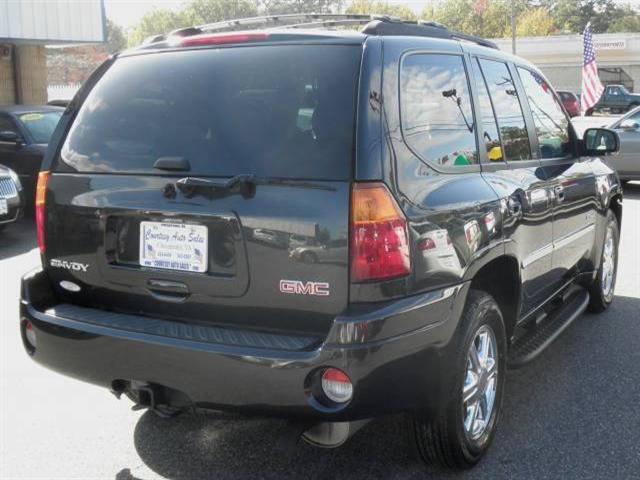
[608, 106, 640, 184]
[0, 165, 24, 231]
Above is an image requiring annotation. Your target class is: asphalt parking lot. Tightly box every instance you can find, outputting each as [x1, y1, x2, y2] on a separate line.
[1, 184, 639, 480]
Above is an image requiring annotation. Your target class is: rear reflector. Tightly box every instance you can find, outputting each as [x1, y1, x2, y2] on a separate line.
[25, 321, 37, 349]
[350, 183, 411, 282]
[321, 368, 353, 404]
[178, 32, 269, 47]
[35, 171, 50, 254]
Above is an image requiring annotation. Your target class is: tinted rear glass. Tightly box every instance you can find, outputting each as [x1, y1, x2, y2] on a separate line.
[58, 45, 361, 180]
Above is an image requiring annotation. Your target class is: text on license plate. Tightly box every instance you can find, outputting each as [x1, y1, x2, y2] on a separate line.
[139, 221, 208, 273]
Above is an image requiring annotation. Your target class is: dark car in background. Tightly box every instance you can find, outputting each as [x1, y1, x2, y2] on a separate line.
[0, 164, 24, 231]
[20, 15, 622, 470]
[0, 105, 63, 208]
[587, 84, 640, 115]
[557, 90, 580, 117]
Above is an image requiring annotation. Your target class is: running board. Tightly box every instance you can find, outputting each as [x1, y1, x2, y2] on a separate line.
[508, 289, 590, 368]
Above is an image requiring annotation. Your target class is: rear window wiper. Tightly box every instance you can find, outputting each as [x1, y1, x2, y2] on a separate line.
[175, 174, 336, 198]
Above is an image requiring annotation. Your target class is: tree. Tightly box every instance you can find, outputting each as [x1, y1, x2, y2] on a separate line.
[105, 18, 127, 53]
[425, 0, 529, 38]
[541, 0, 625, 33]
[186, 0, 258, 24]
[259, 0, 343, 14]
[346, 1, 417, 20]
[607, 5, 640, 33]
[128, 8, 190, 46]
[516, 8, 557, 36]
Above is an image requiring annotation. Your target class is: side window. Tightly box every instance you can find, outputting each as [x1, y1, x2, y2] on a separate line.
[0, 116, 18, 135]
[400, 54, 478, 167]
[478, 59, 531, 161]
[517, 67, 572, 159]
[471, 58, 503, 162]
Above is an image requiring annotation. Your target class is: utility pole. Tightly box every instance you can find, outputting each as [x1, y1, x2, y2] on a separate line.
[511, 0, 516, 54]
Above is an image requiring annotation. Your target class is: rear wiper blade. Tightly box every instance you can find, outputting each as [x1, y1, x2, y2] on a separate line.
[175, 174, 336, 197]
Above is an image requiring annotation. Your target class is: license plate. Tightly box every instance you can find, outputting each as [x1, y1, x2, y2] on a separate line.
[0, 198, 7, 216]
[139, 221, 208, 273]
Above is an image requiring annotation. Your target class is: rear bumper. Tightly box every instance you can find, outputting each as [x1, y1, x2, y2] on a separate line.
[20, 268, 468, 420]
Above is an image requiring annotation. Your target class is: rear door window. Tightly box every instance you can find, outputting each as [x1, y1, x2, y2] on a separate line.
[478, 59, 531, 161]
[517, 67, 572, 159]
[400, 54, 478, 167]
[471, 58, 503, 162]
[58, 45, 362, 180]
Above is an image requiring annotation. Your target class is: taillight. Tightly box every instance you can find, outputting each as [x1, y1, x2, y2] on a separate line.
[35, 171, 50, 254]
[350, 183, 410, 282]
[177, 32, 269, 47]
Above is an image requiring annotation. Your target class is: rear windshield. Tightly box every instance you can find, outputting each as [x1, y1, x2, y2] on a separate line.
[57, 45, 361, 180]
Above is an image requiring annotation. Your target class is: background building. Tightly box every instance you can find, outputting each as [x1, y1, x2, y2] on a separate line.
[0, 0, 105, 105]
[494, 32, 640, 94]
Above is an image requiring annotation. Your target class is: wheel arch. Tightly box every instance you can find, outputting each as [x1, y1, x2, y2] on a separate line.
[609, 193, 622, 228]
[468, 255, 521, 342]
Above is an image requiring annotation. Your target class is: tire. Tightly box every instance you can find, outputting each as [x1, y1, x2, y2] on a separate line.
[412, 290, 507, 469]
[588, 210, 619, 312]
[585, 108, 595, 116]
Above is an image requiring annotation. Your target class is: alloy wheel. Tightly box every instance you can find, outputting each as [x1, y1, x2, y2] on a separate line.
[462, 324, 498, 442]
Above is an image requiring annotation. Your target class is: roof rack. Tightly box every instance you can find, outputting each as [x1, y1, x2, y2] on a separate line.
[361, 19, 499, 50]
[143, 13, 498, 51]
[197, 13, 375, 32]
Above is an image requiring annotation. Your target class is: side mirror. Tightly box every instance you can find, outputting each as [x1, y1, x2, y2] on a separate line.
[619, 119, 640, 131]
[582, 128, 619, 156]
[0, 130, 22, 144]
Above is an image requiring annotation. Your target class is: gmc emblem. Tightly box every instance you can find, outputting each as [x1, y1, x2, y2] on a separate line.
[279, 279, 330, 297]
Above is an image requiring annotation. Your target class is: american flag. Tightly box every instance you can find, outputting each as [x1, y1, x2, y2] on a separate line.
[581, 22, 604, 114]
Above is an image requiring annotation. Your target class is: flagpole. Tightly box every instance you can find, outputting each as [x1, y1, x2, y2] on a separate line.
[511, 0, 516, 54]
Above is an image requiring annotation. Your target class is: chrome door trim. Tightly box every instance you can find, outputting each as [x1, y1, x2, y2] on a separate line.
[522, 243, 553, 269]
[553, 223, 595, 251]
[521, 223, 595, 269]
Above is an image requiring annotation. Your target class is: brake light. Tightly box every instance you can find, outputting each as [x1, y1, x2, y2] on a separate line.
[35, 171, 50, 254]
[350, 183, 410, 282]
[178, 32, 269, 47]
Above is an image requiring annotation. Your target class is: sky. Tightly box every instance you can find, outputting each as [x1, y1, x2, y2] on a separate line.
[104, 0, 640, 30]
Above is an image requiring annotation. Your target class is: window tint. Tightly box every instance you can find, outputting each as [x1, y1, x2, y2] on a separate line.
[479, 59, 531, 161]
[58, 45, 361, 180]
[400, 54, 477, 167]
[0, 116, 18, 135]
[517, 68, 572, 159]
[18, 111, 62, 144]
[471, 59, 503, 162]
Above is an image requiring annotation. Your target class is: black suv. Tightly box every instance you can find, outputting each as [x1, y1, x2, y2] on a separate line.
[20, 15, 622, 469]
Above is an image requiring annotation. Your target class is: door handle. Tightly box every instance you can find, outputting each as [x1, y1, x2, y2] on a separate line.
[554, 186, 565, 203]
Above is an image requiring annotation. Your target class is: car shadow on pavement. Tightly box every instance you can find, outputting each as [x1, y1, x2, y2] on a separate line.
[0, 218, 37, 260]
[130, 294, 640, 480]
